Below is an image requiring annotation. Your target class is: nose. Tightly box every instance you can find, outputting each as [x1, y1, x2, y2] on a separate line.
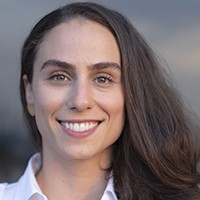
[67, 81, 94, 112]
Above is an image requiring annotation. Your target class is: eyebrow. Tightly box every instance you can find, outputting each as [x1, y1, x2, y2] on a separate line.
[40, 59, 121, 72]
[40, 59, 75, 71]
[88, 62, 121, 71]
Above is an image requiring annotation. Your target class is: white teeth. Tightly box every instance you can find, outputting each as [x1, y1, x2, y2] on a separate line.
[62, 122, 98, 132]
[80, 123, 86, 132]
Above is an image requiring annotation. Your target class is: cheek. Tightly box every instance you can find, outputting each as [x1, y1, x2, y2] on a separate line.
[100, 89, 124, 115]
[109, 90, 124, 132]
[97, 89, 125, 132]
[33, 86, 65, 114]
[103, 90, 125, 143]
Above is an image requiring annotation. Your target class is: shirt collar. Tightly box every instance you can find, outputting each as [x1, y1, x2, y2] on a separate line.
[101, 174, 118, 200]
[15, 153, 47, 200]
[14, 153, 117, 200]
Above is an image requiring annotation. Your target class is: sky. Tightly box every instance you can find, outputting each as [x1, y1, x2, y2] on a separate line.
[0, 0, 200, 137]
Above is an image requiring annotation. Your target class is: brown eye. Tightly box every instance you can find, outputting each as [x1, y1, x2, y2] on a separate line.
[54, 74, 67, 81]
[97, 77, 107, 83]
[95, 75, 113, 85]
[49, 73, 70, 83]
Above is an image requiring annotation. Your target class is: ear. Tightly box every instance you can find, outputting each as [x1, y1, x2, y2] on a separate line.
[23, 74, 34, 104]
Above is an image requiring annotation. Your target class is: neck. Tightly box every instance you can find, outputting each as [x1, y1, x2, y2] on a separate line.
[36, 149, 112, 200]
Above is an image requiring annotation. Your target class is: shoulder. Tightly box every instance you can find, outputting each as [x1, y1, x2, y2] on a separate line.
[0, 182, 17, 199]
[0, 183, 6, 196]
[0, 153, 43, 200]
[0, 183, 7, 197]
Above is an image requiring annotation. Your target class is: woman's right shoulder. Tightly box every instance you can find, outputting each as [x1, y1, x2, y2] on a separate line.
[0, 183, 7, 197]
[0, 182, 18, 199]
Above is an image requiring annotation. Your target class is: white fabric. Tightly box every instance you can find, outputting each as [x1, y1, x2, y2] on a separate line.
[0, 153, 118, 200]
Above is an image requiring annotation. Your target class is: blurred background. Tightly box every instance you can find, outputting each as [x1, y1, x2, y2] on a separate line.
[0, 0, 200, 182]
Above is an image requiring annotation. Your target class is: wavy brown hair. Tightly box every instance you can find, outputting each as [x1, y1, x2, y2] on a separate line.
[20, 2, 200, 199]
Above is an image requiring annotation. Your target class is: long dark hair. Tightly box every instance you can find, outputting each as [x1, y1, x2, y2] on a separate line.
[20, 2, 200, 199]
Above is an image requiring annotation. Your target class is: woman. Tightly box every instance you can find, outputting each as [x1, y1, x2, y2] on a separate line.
[0, 2, 200, 200]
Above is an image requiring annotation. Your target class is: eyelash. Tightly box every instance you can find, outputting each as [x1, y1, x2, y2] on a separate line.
[94, 74, 113, 85]
[49, 73, 69, 82]
[48, 72, 114, 85]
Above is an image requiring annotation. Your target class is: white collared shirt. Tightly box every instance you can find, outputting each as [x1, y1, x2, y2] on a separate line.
[0, 153, 118, 200]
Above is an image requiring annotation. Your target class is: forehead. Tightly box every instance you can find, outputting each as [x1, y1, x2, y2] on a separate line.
[35, 19, 120, 66]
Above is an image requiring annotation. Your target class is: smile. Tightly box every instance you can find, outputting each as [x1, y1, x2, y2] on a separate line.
[60, 121, 99, 132]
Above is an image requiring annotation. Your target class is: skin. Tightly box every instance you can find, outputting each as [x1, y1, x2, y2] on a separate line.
[23, 19, 124, 199]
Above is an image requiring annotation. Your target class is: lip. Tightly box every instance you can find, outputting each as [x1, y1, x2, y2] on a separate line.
[57, 119, 102, 138]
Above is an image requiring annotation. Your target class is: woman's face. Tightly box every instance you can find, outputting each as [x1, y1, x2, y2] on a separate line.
[24, 19, 124, 163]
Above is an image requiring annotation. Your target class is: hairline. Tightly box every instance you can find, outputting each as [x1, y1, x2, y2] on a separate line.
[33, 16, 120, 70]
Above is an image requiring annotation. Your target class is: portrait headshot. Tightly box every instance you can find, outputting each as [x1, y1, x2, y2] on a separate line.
[0, 1, 200, 200]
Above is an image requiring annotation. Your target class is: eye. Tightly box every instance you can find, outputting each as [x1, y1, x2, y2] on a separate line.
[49, 73, 69, 82]
[95, 75, 113, 85]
